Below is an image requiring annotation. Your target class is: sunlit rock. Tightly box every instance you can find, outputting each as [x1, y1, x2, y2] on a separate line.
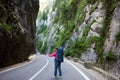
[80, 43, 97, 63]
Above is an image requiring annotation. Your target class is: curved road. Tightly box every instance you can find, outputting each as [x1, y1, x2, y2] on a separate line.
[0, 55, 96, 80]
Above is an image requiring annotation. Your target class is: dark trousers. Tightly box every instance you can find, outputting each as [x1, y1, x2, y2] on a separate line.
[54, 59, 62, 76]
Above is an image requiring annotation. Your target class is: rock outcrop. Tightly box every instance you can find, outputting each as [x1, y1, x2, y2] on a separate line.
[37, 0, 120, 77]
[0, 0, 39, 68]
[103, 2, 120, 77]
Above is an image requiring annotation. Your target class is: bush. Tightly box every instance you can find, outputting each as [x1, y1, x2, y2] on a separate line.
[65, 48, 80, 58]
[106, 51, 116, 61]
[64, 51, 71, 57]
[115, 32, 120, 41]
[86, 0, 97, 4]
[40, 41, 47, 54]
[36, 38, 43, 52]
[1, 18, 15, 32]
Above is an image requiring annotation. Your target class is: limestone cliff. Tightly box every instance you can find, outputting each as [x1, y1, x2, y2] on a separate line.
[37, 0, 120, 78]
[0, 0, 39, 67]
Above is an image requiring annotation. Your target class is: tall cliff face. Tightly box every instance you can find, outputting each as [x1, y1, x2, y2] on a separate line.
[37, 0, 120, 77]
[103, 2, 120, 76]
[0, 0, 39, 67]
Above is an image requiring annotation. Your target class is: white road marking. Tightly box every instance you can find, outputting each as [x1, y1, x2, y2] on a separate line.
[65, 59, 91, 80]
[0, 55, 35, 74]
[29, 58, 49, 80]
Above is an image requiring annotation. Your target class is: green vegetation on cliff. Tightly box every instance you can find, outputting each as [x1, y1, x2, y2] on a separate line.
[36, 10, 48, 53]
[37, 0, 119, 62]
[106, 51, 117, 61]
[52, 0, 98, 57]
[52, 0, 119, 61]
[0, 18, 15, 32]
[115, 32, 120, 42]
[101, 0, 119, 62]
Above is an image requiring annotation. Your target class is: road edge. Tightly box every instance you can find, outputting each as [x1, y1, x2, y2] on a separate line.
[66, 57, 119, 80]
[0, 54, 36, 73]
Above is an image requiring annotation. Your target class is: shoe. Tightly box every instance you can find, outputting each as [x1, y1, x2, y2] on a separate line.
[53, 75, 57, 78]
[58, 75, 62, 78]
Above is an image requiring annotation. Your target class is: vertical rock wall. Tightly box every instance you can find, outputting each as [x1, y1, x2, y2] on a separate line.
[0, 0, 39, 67]
[103, 2, 120, 76]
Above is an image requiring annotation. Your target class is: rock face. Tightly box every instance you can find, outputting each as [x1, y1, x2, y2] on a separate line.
[104, 2, 120, 55]
[37, 0, 120, 77]
[103, 2, 120, 76]
[0, 0, 39, 67]
[81, 44, 97, 63]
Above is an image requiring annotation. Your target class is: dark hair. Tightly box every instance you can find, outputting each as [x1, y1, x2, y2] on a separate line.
[55, 48, 58, 50]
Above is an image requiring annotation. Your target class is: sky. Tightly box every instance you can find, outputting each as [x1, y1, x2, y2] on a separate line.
[40, 0, 47, 3]
[39, 0, 54, 11]
[39, 0, 48, 11]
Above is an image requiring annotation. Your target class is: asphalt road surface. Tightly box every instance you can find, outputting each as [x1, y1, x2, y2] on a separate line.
[0, 55, 96, 80]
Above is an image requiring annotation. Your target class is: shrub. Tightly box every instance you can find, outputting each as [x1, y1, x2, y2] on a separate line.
[64, 51, 71, 57]
[86, 0, 97, 4]
[40, 41, 47, 54]
[65, 48, 80, 58]
[106, 51, 116, 61]
[36, 38, 43, 52]
[115, 32, 120, 42]
[1, 18, 15, 32]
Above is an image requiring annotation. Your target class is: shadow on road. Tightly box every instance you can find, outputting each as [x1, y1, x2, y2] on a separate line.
[51, 77, 62, 80]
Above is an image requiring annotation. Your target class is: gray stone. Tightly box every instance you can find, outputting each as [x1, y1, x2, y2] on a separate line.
[103, 2, 120, 77]
[104, 2, 120, 53]
[0, 0, 39, 67]
[80, 48, 97, 63]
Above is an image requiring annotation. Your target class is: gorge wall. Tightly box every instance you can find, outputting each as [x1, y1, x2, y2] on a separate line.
[0, 0, 39, 68]
[37, 0, 120, 78]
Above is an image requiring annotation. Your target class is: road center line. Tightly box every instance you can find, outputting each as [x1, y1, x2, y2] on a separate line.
[29, 58, 49, 80]
[65, 59, 91, 80]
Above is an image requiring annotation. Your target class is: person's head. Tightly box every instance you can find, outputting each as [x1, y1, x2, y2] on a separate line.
[55, 48, 58, 51]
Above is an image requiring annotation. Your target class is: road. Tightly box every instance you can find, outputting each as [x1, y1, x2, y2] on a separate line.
[0, 55, 96, 80]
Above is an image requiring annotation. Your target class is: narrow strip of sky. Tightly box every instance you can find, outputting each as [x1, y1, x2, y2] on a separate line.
[40, 0, 47, 3]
